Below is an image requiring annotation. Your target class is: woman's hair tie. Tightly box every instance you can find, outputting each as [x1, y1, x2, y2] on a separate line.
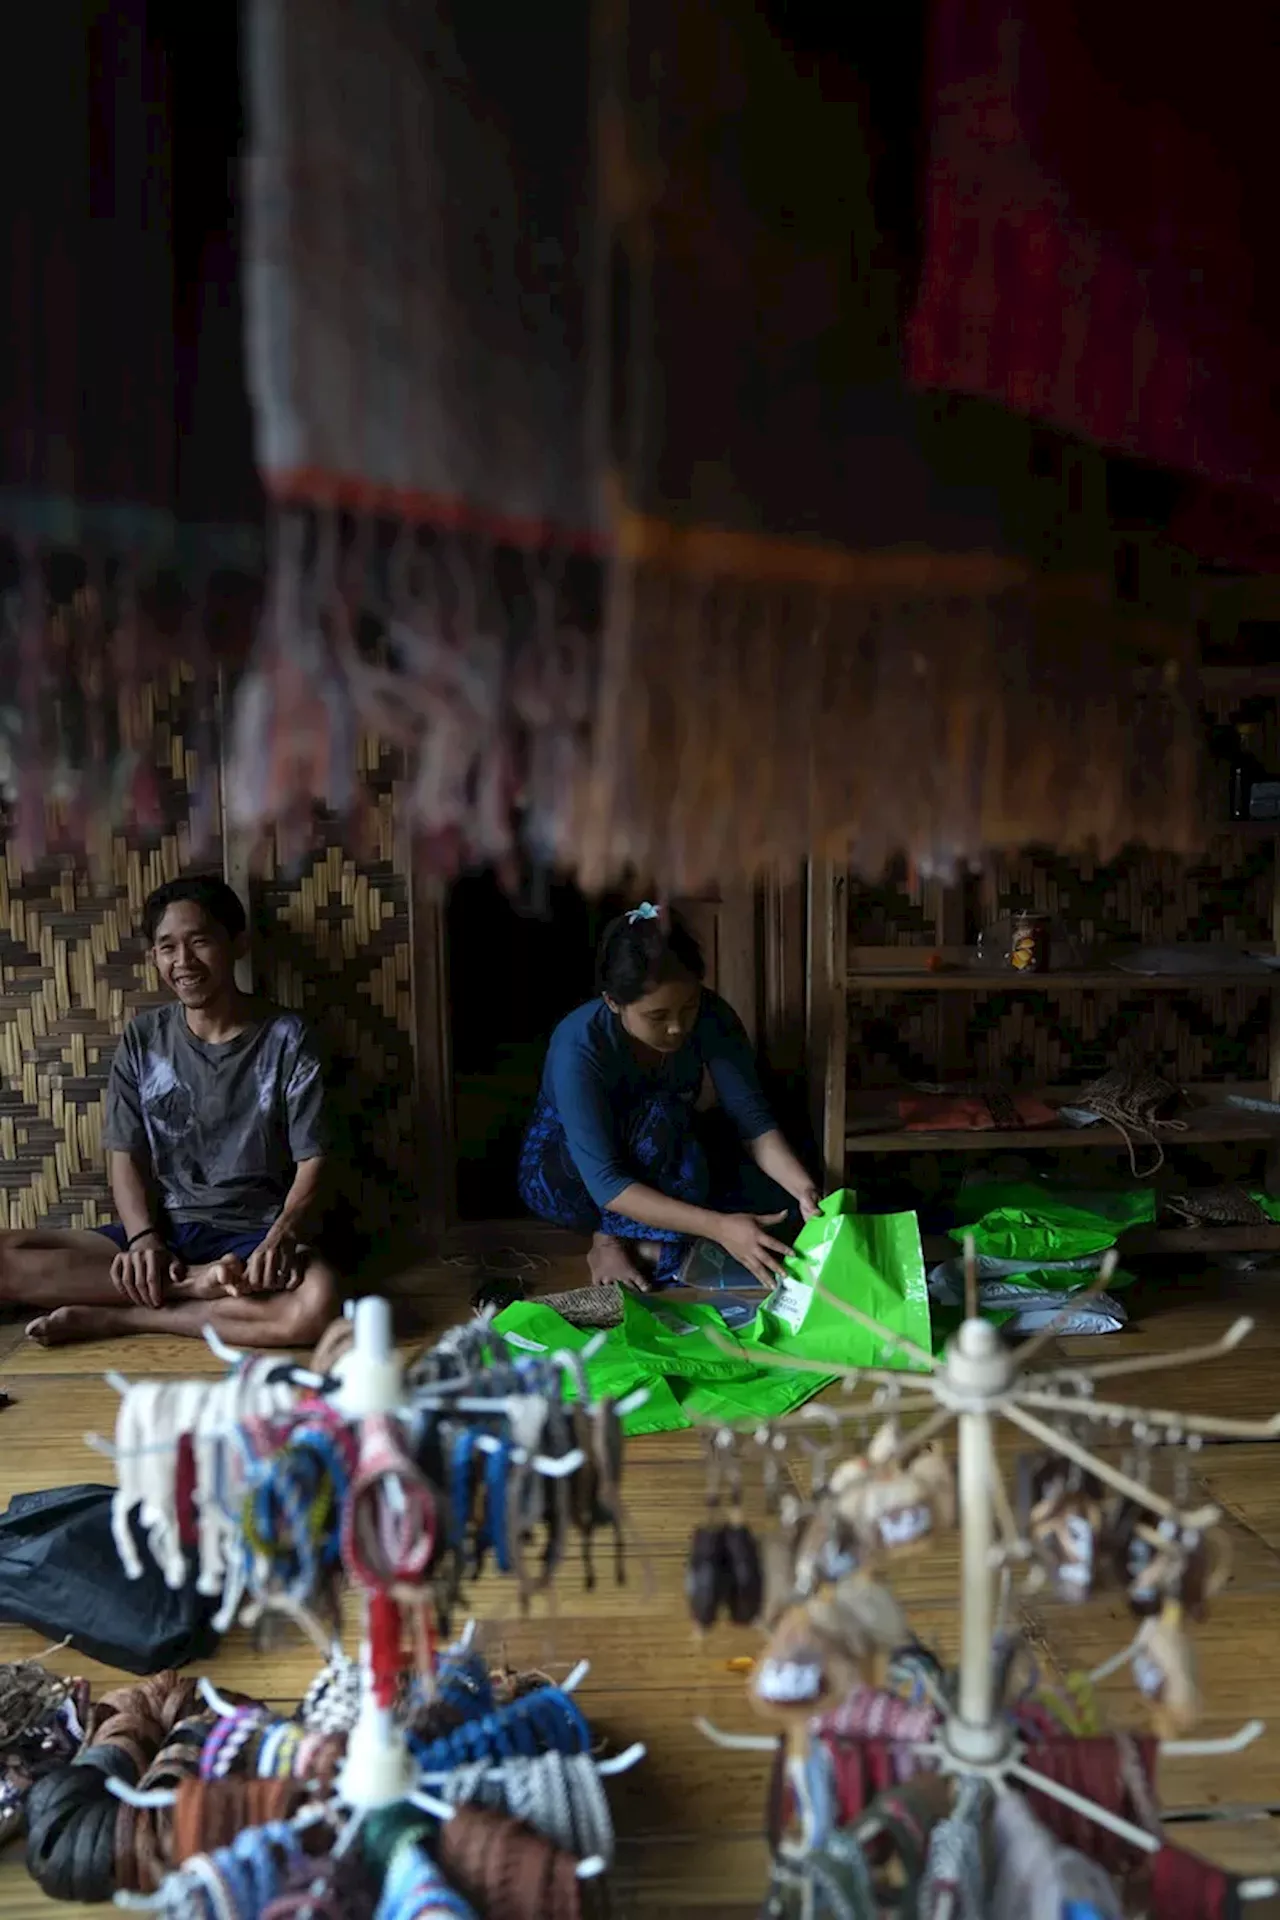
[596, 905, 705, 1005]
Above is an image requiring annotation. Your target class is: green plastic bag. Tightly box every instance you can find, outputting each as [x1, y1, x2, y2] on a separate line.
[745, 1192, 932, 1369]
[617, 1292, 769, 1380]
[623, 1193, 930, 1378]
[495, 1193, 931, 1434]
[491, 1298, 692, 1435]
[949, 1182, 1155, 1262]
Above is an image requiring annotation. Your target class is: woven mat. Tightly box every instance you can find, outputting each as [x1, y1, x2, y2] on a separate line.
[534, 1284, 624, 1329]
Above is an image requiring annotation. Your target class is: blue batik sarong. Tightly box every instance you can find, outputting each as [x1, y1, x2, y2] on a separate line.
[518, 1090, 794, 1285]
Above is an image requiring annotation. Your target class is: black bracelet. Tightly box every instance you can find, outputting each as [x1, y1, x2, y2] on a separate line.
[125, 1226, 164, 1250]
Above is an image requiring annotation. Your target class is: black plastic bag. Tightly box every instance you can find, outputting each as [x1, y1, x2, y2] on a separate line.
[0, 1485, 221, 1674]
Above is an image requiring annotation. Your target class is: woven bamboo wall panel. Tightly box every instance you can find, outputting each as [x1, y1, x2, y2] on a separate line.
[847, 840, 1274, 1089]
[963, 985, 1269, 1085]
[846, 995, 942, 1089]
[246, 736, 417, 1236]
[981, 842, 1274, 948]
[846, 860, 938, 947]
[0, 666, 213, 1228]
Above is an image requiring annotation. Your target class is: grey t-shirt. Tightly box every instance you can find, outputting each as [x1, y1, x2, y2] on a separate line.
[103, 1001, 328, 1230]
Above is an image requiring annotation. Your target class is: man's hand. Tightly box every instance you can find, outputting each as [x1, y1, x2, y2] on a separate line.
[713, 1211, 792, 1288]
[110, 1232, 184, 1309]
[243, 1229, 308, 1294]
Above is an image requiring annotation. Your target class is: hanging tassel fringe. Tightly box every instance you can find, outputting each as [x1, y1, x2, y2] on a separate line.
[223, 508, 1205, 892]
[578, 547, 1203, 891]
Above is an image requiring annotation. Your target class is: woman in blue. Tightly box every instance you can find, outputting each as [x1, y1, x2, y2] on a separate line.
[518, 905, 821, 1291]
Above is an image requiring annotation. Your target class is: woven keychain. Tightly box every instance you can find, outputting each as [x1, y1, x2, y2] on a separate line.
[369, 1831, 476, 1920]
[343, 1413, 439, 1700]
[112, 1381, 211, 1586]
[685, 1433, 763, 1631]
[829, 1422, 956, 1561]
[407, 1686, 591, 1773]
[144, 1817, 310, 1917]
[988, 1789, 1123, 1920]
[433, 1751, 616, 1866]
[195, 1362, 300, 1621]
[241, 1397, 360, 1622]
[1131, 1601, 1201, 1738]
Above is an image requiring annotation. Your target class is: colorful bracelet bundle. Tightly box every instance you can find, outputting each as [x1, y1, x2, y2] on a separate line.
[14, 1303, 645, 1918]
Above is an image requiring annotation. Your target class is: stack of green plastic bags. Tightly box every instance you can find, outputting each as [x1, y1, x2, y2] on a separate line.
[929, 1180, 1152, 1339]
[494, 1191, 932, 1437]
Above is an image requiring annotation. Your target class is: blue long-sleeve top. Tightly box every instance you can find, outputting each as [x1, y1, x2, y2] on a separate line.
[539, 991, 776, 1210]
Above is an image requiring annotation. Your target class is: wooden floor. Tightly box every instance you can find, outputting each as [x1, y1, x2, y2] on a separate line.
[2, 1260, 1280, 1914]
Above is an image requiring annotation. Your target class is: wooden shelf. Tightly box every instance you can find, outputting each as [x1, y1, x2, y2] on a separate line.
[848, 967, 1278, 992]
[845, 1110, 1280, 1154]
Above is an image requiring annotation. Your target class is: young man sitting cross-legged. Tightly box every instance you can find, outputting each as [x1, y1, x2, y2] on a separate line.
[0, 875, 339, 1348]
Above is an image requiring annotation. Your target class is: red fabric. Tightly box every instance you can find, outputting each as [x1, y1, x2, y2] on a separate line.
[1148, 1844, 1240, 1920]
[175, 1433, 197, 1552]
[898, 1094, 1058, 1132]
[820, 1734, 912, 1826]
[1017, 1733, 1159, 1878]
[907, 1, 1280, 567]
[367, 1593, 403, 1710]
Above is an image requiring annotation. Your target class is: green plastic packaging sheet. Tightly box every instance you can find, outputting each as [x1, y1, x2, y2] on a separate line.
[492, 1191, 932, 1435]
[948, 1181, 1156, 1263]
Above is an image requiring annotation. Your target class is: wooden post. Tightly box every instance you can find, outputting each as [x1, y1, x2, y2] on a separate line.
[217, 670, 256, 996]
[762, 867, 806, 1076]
[714, 882, 760, 1046]
[806, 860, 848, 1192]
[407, 865, 457, 1247]
[931, 879, 967, 1078]
[1268, 841, 1280, 1193]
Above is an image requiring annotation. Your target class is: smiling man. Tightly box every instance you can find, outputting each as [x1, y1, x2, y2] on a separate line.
[0, 875, 338, 1347]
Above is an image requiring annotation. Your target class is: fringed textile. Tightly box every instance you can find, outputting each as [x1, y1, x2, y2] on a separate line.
[907, 0, 1280, 573]
[238, 0, 1205, 887]
[0, 3, 257, 871]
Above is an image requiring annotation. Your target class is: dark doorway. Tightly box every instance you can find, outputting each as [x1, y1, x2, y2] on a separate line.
[447, 876, 628, 1220]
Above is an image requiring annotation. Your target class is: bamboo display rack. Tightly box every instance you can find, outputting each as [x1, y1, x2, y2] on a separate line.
[696, 1267, 1280, 1907]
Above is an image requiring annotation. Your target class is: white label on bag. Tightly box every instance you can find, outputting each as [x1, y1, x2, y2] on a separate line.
[766, 1274, 813, 1334]
[503, 1332, 547, 1352]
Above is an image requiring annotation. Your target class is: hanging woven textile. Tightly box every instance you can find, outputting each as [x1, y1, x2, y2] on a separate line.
[584, 0, 1199, 889]
[239, 0, 1202, 889]
[236, 0, 603, 877]
[0, 2, 259, 870]
[907, 0, 1280, 575]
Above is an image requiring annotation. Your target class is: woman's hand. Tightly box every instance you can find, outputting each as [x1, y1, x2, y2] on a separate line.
[796, 1184, 822, 1222]
[713, 1211, 792, 1288]
[110, 1232, 184, 1308]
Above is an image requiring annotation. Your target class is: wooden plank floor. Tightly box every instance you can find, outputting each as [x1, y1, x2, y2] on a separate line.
[2, 1263, 1280, 1912]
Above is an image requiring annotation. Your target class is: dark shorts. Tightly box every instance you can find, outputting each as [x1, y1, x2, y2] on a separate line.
[95, 1221, 269, 1265]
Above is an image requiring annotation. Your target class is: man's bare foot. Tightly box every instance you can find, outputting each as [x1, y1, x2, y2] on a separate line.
[588, 1233, 652, 1292]
[26, 1305, 121, 1347]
